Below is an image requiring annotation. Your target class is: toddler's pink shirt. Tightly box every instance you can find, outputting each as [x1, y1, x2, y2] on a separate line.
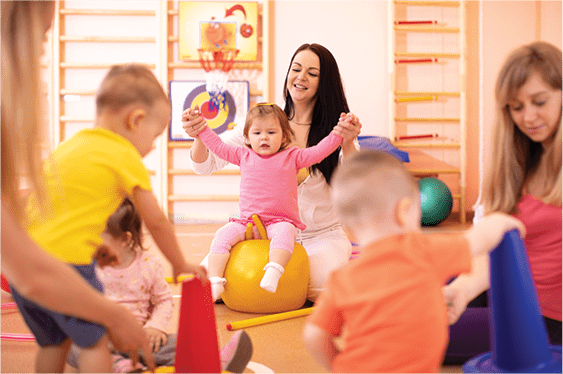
[198, 126, 342, 230]
[96, 251, 174, 334]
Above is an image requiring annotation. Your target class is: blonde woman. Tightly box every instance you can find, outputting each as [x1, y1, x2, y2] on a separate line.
[444, 41, 562, 363]
[1, 2, 154, 370]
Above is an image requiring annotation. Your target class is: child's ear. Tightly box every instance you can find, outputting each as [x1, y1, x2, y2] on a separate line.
[126, 108, 146, 130]
[394, 197, 412, 227]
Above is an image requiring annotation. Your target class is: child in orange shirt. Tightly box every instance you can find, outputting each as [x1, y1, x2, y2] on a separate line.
[303, 150, 526, 373]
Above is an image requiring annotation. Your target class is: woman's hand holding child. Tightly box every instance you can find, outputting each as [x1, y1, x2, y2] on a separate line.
[182, 105, 207, 137]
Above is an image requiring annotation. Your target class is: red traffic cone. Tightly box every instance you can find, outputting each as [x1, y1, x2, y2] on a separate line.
[175, 278, 221, 373]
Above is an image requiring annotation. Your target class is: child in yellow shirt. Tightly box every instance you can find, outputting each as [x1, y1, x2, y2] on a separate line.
[12, 64, 207, 373]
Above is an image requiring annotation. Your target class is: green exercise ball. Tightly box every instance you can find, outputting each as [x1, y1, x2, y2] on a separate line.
[418, 177, 453, 226]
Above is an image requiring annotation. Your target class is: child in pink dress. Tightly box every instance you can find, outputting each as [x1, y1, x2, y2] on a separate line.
[189, 103, 345, 301]
[68, 198, 253, 373]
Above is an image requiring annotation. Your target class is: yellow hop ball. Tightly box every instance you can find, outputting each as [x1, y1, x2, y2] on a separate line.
[222, 239, 309, 313]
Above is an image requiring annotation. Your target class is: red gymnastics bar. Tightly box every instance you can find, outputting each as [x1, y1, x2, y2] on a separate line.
[394, 20, 437, 25]
[395, 58, 438, 64]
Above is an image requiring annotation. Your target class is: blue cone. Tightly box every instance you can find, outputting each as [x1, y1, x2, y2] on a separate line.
[463, 230, 562, 373]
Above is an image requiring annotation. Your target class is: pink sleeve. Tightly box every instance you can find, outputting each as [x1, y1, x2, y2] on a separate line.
[143, 255, 174, 334]
[294, 132, 343, 169]
[198, 126, 243, 166]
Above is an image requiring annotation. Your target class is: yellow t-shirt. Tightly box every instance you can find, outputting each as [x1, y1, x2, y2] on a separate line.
[26, 128, 152, 265]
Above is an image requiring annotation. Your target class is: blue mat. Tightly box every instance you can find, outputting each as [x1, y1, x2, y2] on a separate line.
[358, 136, 410, 163]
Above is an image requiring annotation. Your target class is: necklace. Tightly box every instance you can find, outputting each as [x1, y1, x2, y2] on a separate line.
[290, 119, 311, 126]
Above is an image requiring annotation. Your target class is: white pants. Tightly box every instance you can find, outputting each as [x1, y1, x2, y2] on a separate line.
[200, 226, 352, 302]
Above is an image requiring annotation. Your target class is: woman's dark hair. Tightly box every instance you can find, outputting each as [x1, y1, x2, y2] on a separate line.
[105, 197, 146, 251]
[283, 43, 349, 184]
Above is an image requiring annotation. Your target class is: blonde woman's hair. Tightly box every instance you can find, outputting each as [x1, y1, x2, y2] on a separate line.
[1, 1, 54, 222]
[483, 41, 562, 214]
[243, 103, 295, 151]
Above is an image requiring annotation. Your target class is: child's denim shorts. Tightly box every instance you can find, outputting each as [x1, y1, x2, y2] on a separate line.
[11, 262, 107, 348]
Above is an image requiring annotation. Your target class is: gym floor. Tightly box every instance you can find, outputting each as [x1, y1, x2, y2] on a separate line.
[1, 218, 470, 373]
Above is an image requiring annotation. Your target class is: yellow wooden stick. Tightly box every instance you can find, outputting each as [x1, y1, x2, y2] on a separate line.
[252, 214, 267, 240]
[164, 275, 194, 284]
[245, 222, 253, 241]
[226, 307, 314, 331]
[395, 95, 437, 102]
[146, 366, 229, 373]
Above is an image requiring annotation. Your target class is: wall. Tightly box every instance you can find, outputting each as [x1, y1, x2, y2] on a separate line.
[44, 0, 561, 221]
[273, 0, 388, 137]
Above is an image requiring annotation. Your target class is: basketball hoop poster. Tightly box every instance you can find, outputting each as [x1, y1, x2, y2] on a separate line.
[178, 2, 259, 61]
[169, 80, 249, 141]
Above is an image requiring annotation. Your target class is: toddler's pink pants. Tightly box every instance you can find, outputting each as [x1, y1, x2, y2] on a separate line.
[210, 221, 297, 254]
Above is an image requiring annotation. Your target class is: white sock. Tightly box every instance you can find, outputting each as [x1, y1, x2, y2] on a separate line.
[260, 262, 285, 293]
[209, 277, 226, 302]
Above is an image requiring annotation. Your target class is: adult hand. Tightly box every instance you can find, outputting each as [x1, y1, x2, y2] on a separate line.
[334, 112, 362, 158]
[106, 306, 156, 372]
[335, 112, 362, 143]
[182, 105, 207, 138]
[144, 327, 168, 353]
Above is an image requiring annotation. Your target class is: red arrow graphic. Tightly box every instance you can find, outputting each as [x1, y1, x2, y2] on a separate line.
[225, 4, 247, 19]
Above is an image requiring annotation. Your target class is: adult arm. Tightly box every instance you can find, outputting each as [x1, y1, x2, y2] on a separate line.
[333, 112, 362, 159]
[182, 107, 245, 173]
[1, 201, 155, 371]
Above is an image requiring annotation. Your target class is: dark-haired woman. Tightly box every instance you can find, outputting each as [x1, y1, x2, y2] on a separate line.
[183, 43, 362, 301]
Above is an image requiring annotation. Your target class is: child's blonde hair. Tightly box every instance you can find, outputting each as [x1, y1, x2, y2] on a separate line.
[483, 41, 562, 214]
[243, 103, 295, 151]
[105, 198, 146, 252]
[1, 1, 54, 222]
[96, 64, 169, 114]
[331, 150, 418, 228]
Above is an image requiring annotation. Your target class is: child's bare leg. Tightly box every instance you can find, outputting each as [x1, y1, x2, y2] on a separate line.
[208, 252, 230, 301]
[77, 334, 112, 373]
[261, 248, 292, 293]
[35, 338, 71, 373]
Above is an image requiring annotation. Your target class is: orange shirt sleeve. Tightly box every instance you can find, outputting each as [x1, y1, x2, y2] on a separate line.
[424, 233, 472, 284]
[307, 274, 344, 337]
